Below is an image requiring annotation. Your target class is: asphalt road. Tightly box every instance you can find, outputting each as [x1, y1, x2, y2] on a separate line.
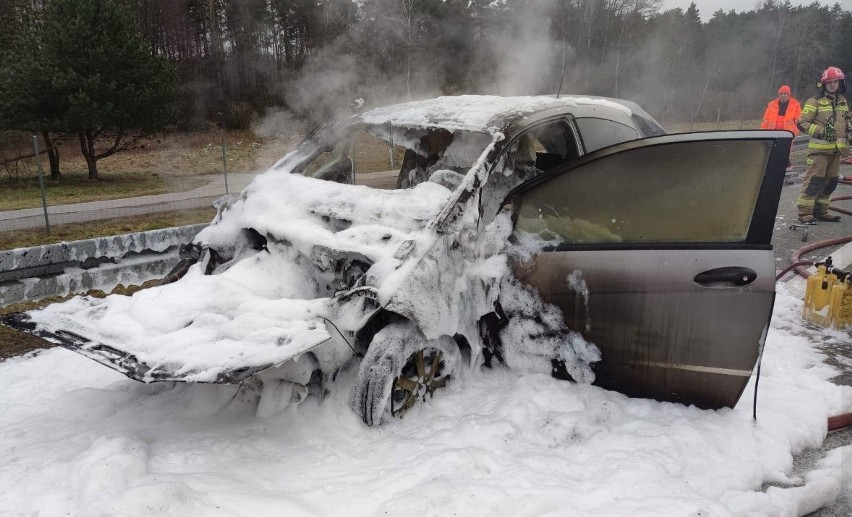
[775, 163, 852, 516]
[773, 163, 852, 273]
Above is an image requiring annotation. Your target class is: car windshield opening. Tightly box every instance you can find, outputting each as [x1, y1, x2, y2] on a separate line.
[298, 124, 492, 192]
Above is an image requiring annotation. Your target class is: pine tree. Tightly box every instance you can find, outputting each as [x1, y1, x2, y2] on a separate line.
[0, 2, 63, 177]
[41, 0, 177, 179]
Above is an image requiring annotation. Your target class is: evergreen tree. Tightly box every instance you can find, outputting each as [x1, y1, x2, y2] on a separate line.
[0, 2, 63, 177]
[42, 0, 177, 179]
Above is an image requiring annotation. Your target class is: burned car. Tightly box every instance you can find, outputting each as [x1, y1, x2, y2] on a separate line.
[2, 95, 790, 425]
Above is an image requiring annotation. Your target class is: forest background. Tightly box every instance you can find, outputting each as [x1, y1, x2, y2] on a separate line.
[0, 0, 850, 208]
[0, 0, 849, 269]
[3, 0, 851, 134]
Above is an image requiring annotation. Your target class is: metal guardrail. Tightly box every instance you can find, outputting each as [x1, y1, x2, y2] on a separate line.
[0, 224, 206, 307]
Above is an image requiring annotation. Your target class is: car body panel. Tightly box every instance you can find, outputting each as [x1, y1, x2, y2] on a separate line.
[507, 130, 790, 408]
[514, 250, 774, 408]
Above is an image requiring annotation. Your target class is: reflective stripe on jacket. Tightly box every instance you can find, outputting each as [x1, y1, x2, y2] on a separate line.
[761, 98, 802, 135]
[797, 93, 849, 153]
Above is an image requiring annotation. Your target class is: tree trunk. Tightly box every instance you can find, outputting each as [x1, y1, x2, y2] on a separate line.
[41, 131, 61, 178]
[585, 2, 592, 94]
[690, 78, 710, 131]
[79, 129, 99, 180]
[406, 3, 413, 99]
[768, 11, 785, 92]
[614, 12, 627, 98]
[406, 33, 412, 99]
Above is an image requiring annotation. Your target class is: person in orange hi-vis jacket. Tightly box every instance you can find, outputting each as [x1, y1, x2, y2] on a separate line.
[761, 85, 802, 168]
[761, 85, 802, 134]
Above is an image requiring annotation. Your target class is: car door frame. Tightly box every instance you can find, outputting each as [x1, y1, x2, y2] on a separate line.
[476, 113, 586, 225]
[499, 131, 791, 409]
[506, 131, 790, 248]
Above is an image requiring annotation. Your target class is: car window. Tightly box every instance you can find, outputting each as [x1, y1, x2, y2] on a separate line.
[480, 120, 580, 221]
[631, 114, 666, 137]
[512, 139, 771, 244]
[302, 140, 353, 184]
[525, 122, 579, 170]
[300, 125, 491, 191]
[575, 117, 640, 152]
[351, 130, 406, 189]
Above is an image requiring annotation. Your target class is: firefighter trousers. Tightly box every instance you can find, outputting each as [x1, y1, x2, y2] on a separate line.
[797, 152, 841, 218]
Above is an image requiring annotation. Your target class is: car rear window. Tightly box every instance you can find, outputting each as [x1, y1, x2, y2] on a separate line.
[575, 117, 641, 152]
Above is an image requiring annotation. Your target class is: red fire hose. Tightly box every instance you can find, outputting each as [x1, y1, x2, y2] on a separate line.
[828, 414, 852, 432]
[828, 194, 852, 216]
[788, 235, 852, 279]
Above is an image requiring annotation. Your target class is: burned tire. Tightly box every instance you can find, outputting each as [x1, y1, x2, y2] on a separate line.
[351, 321, 460, 426]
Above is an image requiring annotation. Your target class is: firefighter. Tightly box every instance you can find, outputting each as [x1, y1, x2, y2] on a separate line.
[796, 67, 850, 224]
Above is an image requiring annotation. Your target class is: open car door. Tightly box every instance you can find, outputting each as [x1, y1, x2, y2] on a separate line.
[507, 131, 790, 409]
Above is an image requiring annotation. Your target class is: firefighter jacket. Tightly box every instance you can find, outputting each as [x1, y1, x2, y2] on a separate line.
[797, 92, 849, 153]
[760, 98, 802, 135]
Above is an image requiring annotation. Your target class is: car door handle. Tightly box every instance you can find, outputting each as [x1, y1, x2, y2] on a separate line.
[693, 267, 757, 288]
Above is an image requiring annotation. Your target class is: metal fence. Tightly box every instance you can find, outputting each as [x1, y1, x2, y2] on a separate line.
[0, 130, 298, 238]
[0, 129, 811, 243]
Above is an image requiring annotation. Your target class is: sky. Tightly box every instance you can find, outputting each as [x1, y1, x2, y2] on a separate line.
[660, 0, 852, 21]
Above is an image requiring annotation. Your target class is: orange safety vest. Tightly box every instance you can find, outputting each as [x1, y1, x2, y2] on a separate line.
[761, 98, 802, 135]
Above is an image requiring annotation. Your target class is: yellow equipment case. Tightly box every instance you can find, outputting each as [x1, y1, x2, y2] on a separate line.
[802, 259, 852, 329]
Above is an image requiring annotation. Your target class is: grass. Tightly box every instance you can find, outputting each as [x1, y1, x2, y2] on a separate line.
[665, 119, 762, 133]
[0, 173, 210, 211]
[0, 299, 58, 360]
[0, 206, 215, 250]
[0, 130, 299, 211]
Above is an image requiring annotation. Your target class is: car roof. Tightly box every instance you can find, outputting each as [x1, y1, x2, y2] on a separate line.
[358, 94, 648, 134]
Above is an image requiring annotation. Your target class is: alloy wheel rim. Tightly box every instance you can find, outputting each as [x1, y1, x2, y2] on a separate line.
[390, 349, 447, 418]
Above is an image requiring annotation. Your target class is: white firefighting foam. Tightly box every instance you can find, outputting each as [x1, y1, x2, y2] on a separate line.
[0, 287, 849, 516]
[24, 135, 598, 385]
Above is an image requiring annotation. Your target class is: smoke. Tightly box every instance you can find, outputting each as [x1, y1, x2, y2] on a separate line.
[248, 0, 847, 142]
[283, 48, 365, 124]
[251, 109, 304, 139]
[482, 3, 569, 96]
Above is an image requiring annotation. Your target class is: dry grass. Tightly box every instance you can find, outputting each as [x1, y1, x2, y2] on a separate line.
[0, 299, 58, 360]
[0, 207, 215, 250]
[0, 173, 211, 211]
[665, 119, 762, 133]
[0, 130, 300, 211]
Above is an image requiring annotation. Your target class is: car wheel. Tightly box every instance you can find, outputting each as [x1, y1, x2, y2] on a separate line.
[352, 321, 460, 426]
